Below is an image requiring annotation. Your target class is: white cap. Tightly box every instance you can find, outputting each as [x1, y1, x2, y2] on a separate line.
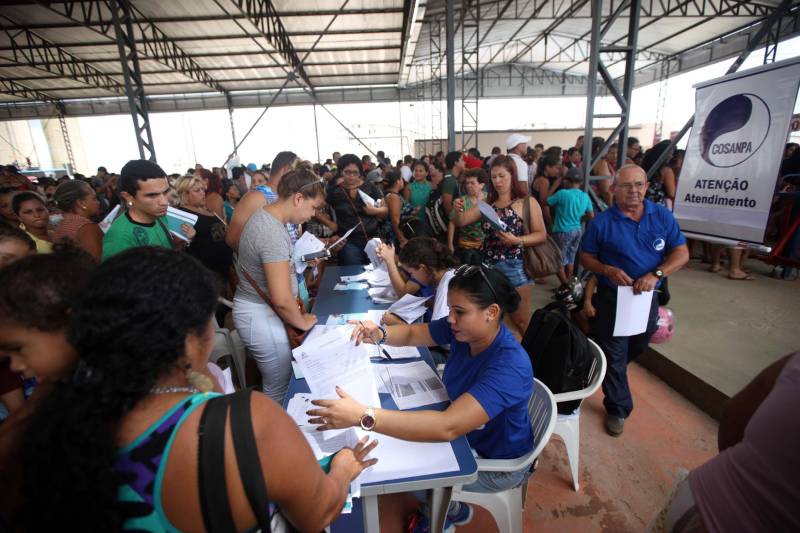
[400, 165, 413, 182]
[506, 133, 530, 150]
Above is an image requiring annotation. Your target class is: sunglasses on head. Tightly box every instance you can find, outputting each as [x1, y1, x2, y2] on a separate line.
[454, 263, 498, 301]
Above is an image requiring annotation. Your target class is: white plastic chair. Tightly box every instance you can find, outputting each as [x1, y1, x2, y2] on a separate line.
[210, 328, 247, 390]
[451, 378, 557, 533]
[550, 338, 607, 491]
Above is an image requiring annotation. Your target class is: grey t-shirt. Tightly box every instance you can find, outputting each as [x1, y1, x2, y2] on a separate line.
[236, 208, 298, 304]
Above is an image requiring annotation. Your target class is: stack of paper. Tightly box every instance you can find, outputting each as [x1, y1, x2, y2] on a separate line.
[373, 361, 449, 410]
[386, 294, 432, 323]
[365, 344, 421, 360]
[291, 327, 380, 439]
[334, 282, 369, 291]
[166, 206, 198, 242]
[369, 286, 398, 304]
[341, 268, 391, 287]
[326, 310, 384, 326]
[355, 432, 459, 485]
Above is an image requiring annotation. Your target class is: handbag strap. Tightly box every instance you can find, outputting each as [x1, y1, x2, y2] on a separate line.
[198, 395, 237, 533]
[340, 185, 370, 241]
[156, 217, 176, 249]
[229, 390, 273, 531]
[241, 265, 275, 309]
[522, 195, 532, 236]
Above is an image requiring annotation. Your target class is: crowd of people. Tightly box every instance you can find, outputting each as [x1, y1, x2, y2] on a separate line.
[0, 130, 796, 532]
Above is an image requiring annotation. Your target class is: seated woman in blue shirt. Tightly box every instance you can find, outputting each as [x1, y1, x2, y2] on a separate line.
[308, 264, 534, 528]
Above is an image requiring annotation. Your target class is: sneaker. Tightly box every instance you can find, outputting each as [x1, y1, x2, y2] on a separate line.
[449, 503, 474, 527]
[606, 415, 625, 437]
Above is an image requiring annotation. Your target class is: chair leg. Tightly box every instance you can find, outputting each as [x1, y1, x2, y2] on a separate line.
[553, 417, 581, 491]
[452, 488, 522, 533]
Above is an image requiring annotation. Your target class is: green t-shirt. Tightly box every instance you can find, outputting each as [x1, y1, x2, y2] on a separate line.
[440, 174, 461, 198]
[102, 212, 173, 260]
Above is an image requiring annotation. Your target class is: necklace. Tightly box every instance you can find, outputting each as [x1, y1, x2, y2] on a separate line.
[149, 386, 200, 395]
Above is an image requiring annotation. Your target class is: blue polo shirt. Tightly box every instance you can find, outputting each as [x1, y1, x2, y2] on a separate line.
[428, 318, 533, 460]
[580, 199, 686, 289]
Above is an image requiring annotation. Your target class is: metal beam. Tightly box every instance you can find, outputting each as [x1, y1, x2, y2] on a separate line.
[430, 20, 443, 148]
[56, 104, 76, 170]
[110, 0, 155, 161]
[460, 0, 480, 150]
[398, 0, 426, 87]
[0, 15, 125, 95]
[446, 0, 455, 152]
[0, 76, 59, 103]
[583, 0, 640, 191]
[39, 1, 226, 94]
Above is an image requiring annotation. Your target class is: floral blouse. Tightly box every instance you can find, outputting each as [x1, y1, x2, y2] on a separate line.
[481, 204, 525, 262]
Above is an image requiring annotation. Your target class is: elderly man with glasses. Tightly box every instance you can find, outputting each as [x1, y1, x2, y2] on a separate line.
[579, 164, 689, 437]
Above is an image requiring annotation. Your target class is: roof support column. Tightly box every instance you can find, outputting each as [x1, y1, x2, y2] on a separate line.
[461, 0, 480, 151]
[56, 103, 75, 171]
[110, 0, 156, 162]
[445, 0, 456, 152]
[226, 93, 237, 156]
[429, 20, 444, 152]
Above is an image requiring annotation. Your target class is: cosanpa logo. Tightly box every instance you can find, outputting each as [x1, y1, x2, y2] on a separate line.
[700, 93, 770, 168]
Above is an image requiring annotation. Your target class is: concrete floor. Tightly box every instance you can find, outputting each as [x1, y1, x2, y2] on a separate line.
[459, 362, 719, 533]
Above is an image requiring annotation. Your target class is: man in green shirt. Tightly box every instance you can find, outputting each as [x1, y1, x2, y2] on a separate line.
[440, 151, 466, 216]
[102, 159, 195, 260]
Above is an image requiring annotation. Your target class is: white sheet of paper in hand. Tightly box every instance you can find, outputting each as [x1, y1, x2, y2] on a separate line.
[293, 232, 326, 273]
[613, 286, 652, 336]
[287, 393, 314, 426]
[292, 327, 380, 439]
[477, 201, 507, 231]
[327, 222, 361, 250]
[357, 189, 376, 207]
[99, 204, 120, 234]
[387, 293, 432, 323]
[364, 237, 383, 268]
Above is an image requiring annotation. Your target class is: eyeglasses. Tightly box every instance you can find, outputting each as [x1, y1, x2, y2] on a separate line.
[454, 263, 498, 301]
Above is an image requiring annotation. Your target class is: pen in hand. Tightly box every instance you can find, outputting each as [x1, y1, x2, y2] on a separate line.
[358, 321, 393, 360]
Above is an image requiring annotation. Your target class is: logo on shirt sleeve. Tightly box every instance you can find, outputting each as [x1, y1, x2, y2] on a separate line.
[653, 238, 666, 251]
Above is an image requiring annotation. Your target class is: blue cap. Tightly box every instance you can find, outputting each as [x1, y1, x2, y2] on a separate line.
[247, 163, 258, 172]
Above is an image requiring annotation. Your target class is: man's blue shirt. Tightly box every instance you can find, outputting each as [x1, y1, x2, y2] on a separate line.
[580, 200, 686, 289]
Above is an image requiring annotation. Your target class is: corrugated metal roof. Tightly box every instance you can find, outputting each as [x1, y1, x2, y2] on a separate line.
[0, 0, 796, 113]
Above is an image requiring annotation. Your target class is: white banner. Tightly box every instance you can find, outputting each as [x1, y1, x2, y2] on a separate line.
[673, 57, 800, 243]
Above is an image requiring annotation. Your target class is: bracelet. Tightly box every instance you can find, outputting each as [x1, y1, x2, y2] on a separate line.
[377, 324, 388, 345]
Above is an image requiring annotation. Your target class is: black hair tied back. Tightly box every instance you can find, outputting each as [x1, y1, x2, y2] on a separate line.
[449, 264, 521, 316]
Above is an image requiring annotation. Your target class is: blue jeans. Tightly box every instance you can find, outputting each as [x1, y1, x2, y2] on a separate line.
[592, 284, 659, 418]
[491, 257, 531, 287]
[337, 241, 369, 265]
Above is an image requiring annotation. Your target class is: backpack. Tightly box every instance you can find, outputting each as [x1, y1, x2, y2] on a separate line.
[521, 301, 594, 414]
[424, 182, 449, 237]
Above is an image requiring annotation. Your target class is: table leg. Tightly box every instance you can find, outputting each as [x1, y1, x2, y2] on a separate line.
[427, 487, 453, 533]
[363, 495, 380, 533]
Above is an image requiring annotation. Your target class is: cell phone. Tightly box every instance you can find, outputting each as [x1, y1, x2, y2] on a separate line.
[301, 249, 331, 262]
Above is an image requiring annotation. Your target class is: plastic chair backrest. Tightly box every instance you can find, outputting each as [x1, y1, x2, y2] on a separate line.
[209, 328, 242, 389]
[551, 339, 607, 404]
[528, 378, 557, 463]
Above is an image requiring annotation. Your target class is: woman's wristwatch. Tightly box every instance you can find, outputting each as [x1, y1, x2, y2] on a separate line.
[359, 408, 376, 431]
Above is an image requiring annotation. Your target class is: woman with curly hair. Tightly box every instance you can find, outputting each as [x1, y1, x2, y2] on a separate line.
[19, 248, 376, 531]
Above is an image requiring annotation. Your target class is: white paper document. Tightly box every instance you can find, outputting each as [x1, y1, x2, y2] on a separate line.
[292, 327, 380, 438]
[99, 204, 120, 233]
[334, 282, 369, 291]
[355, 431, 459, 485]
[221, 367, 236, 393]
[326, 310, 384, 326]
[287, 393, 314, 426]
[613, 286, 653, 337]
[387, 293, 432, 323]
[477, 201, 507, 231]
[358, 189, 376, 207]
[364, 238, 384, 268]
[328, 222, 361, 250]
[365, 344, 421, 360]
[374, 361, 449, 410]
[368, 286, 398, 304]
[292, 232, 326, 273]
